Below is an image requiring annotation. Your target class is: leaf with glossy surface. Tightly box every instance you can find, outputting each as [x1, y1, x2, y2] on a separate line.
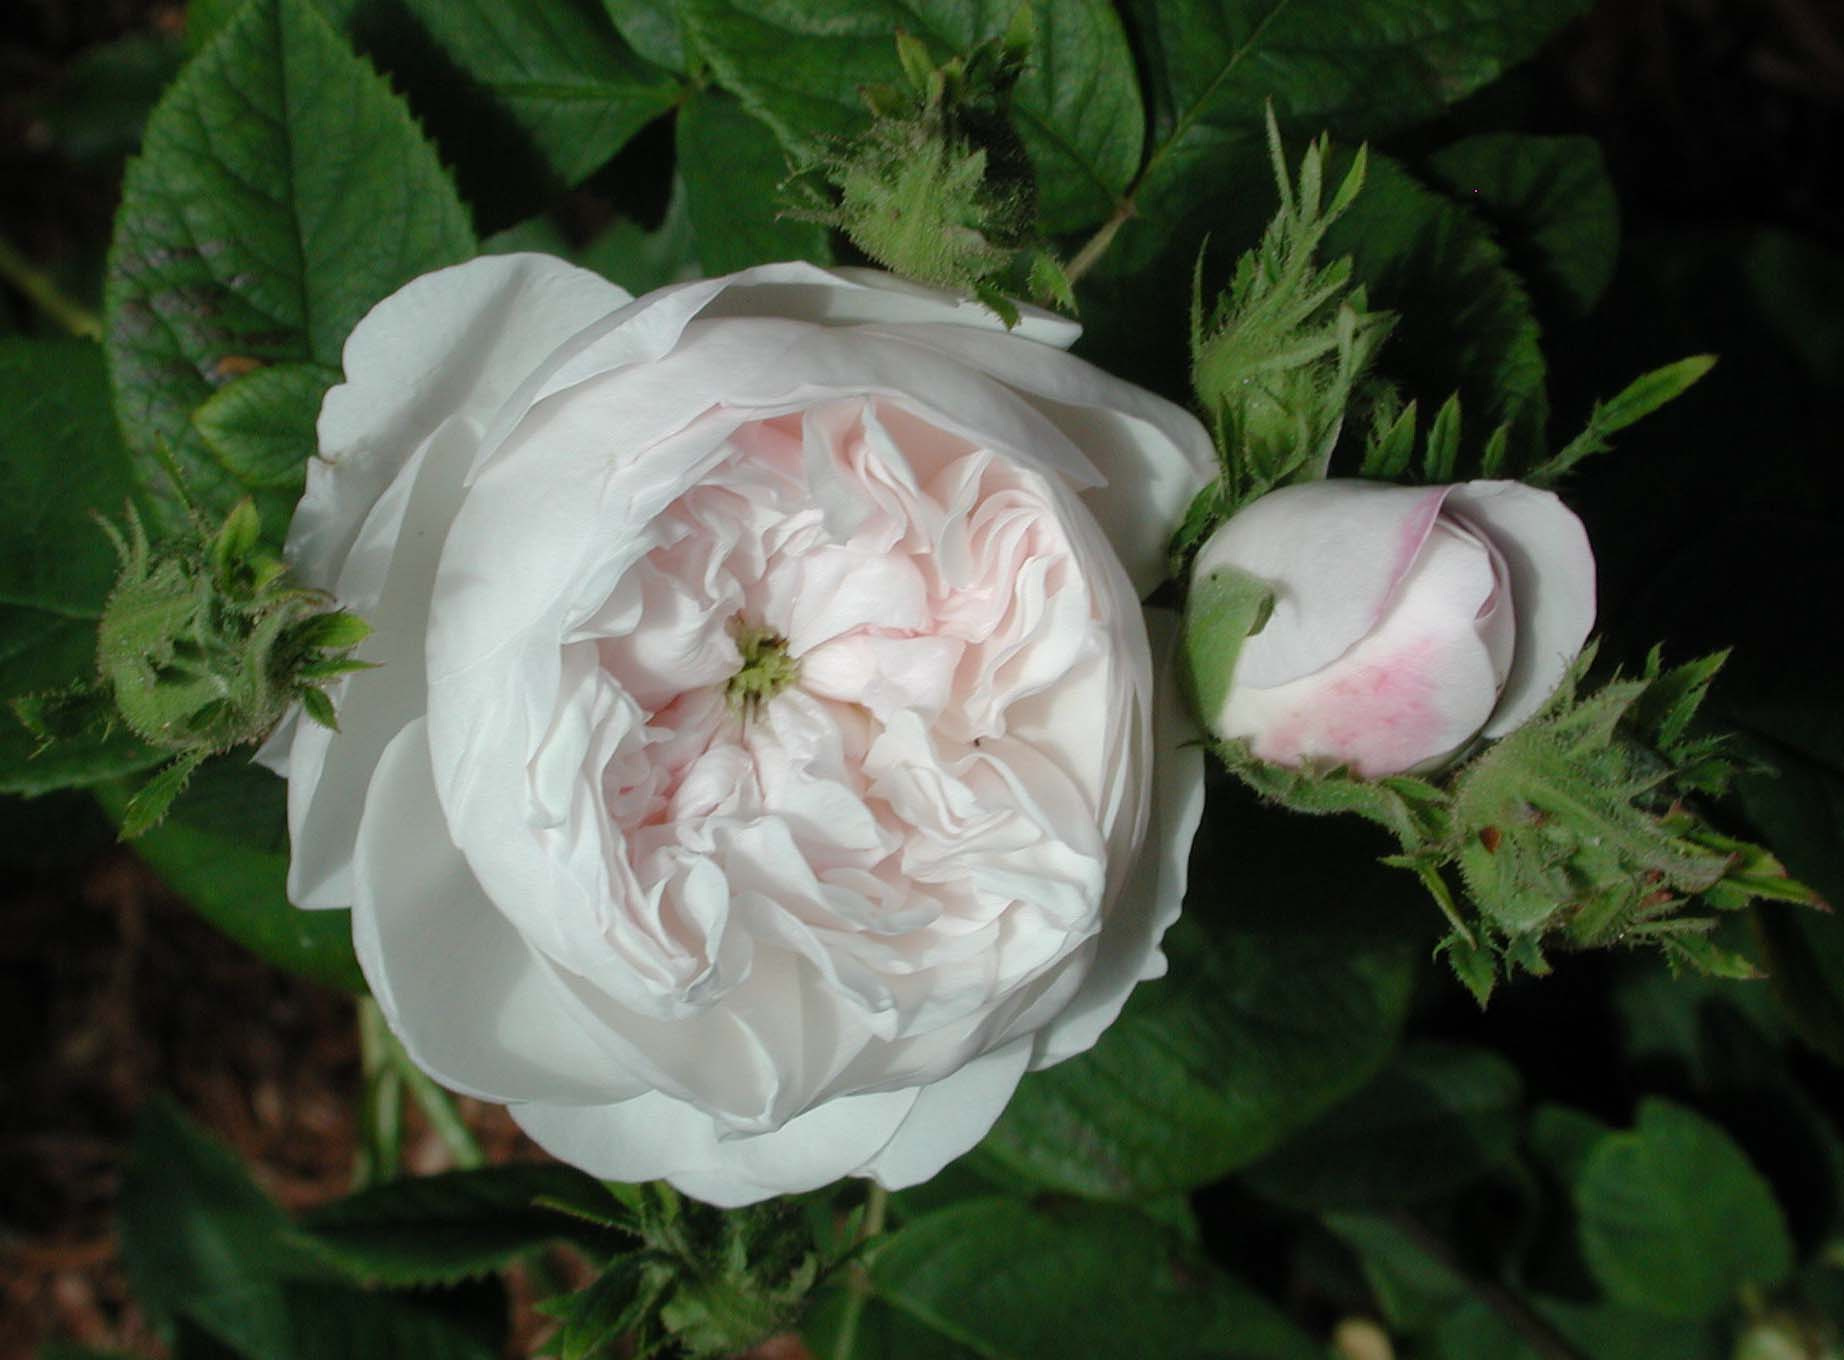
[677, 92, 831, 273]
[1245, 1044, 1523, 1209]
[0, 339, 163, 794]
[107, 0, 476, 537]
[871, 1198, 1323, 1360]
[97, 756, 366, 993]
[399, 0, 679, 186]
[679, 0, 1142, 234]
[1576, 1098, 1793, 1319]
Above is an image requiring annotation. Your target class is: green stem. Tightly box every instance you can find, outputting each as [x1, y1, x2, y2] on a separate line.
[0, 234, 102, 338]
[385, 1022, 485, 1170]
[356, 998, 403, 1186]
[831, 1183, 890, 1360]
[1064, 199, 1134, 285]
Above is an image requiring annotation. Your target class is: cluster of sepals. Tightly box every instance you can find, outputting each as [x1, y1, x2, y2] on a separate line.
[786, 9, 1076, 326]
[535, 1181, 859, 1359]
[1182, 110, 1822, 1004]
[12, 495, 372, 838]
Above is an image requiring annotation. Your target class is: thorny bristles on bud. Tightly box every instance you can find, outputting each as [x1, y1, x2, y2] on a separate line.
[1188, 107, 1393, 515]
[12, 497, 375, 836]
[785, 8, 1076, 324]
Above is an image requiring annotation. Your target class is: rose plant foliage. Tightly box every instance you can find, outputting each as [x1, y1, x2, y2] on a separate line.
[258, 255, 1210, 1203]
[5, 0, 1842, 1356]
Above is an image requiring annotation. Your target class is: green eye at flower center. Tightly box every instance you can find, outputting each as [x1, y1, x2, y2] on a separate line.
[725, 622, 800, 717]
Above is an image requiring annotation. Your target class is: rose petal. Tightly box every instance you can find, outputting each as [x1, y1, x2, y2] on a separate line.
[1219, 517, 1508, 776]
[297, 253, 629, 594]
[351, 719, 643, 1104]
[883, 324, 1218, 597]
[283, 414, 477, 908]
[859, 1036, 1035, 1187]
[510, 1083, 919, 1206]
[1446, 480, 1597, 737]
[1193, 480, 1454, 690]
[1033, 609, 1203, 1067]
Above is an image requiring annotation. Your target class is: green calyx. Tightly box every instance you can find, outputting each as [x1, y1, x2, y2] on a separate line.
[539, 1183, 826, 1360]
[726, 622, 800, 718]
[789, 11, 1075, 324]
[1189, 108, 1394, 517]
[15, 497, 374, 836]
[1211, 646, 1823, 1006]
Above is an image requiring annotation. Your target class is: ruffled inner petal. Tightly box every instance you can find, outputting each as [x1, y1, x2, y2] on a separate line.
[438, 396, 1146, 1131]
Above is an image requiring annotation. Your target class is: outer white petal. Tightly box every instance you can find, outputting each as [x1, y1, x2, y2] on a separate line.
[352, 719, 646, 1104]
[1193, 480, 1452, 690]
[293, 253, 630, 593]
[470, 263, 1072, 472]
[879, 324, 1217, 597]
[283, 415, 477, 908]
[511, 1085, 919, 1207]
[1033, 610, 1203, 1068]
[1219, 521, 1507, 776]
[859, 1037, 1035, 1189]
[1446, 481, 1597, 736]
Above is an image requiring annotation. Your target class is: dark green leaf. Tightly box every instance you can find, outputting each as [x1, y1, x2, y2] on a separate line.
[679, 0, 1143, 234]
[1740, 736, 1844, 1065]
[1576, 1098, 1793, 1319]
[1432, 1296, 1721, 1360]
[676, 93, 831, 273]
[298, 1165, 620, 1286]
[1244, 1044, 1523, 1209]
[107, 0, 476, 537]
[0, 339, 163, 794]
[1325, 1212, 1468, 1333]
[192, 363, 340, 494]
[1320, 151, 1548, 470]
[1526, 1104, 1612, 1191]
[122, 1098, 501, 1359]
[1422, 133, 1620, 320]
[96, 756, 366, 993]
[121, 1096, 325, 1340]
[1120, 0, 1593, 248]
[602, 0, 686, 72]
[579, 186, 701, 295]
[871, 1198, 1323, 1360]
[398, 0, 680, 186]
[974, 812, 1420, 1198]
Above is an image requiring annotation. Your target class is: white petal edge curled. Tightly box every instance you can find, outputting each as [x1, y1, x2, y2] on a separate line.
[1446, 480, 1597, 736]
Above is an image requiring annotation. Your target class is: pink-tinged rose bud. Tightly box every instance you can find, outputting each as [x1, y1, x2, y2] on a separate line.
[1191, 479, 1596, 777]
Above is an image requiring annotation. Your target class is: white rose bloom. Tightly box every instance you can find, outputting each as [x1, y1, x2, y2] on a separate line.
[260, 255, 1213, 1206]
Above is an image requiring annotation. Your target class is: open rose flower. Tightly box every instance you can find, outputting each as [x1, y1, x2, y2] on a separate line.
[258, 256, 1212, 1205]
[1190, 479, 1595, 777]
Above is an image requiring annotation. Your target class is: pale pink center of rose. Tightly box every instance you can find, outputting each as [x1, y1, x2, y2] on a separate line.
[547, 398, 1109, 1034]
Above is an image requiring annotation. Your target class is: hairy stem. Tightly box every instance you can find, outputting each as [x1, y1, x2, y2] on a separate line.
[1064, 198, 1135, 285]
